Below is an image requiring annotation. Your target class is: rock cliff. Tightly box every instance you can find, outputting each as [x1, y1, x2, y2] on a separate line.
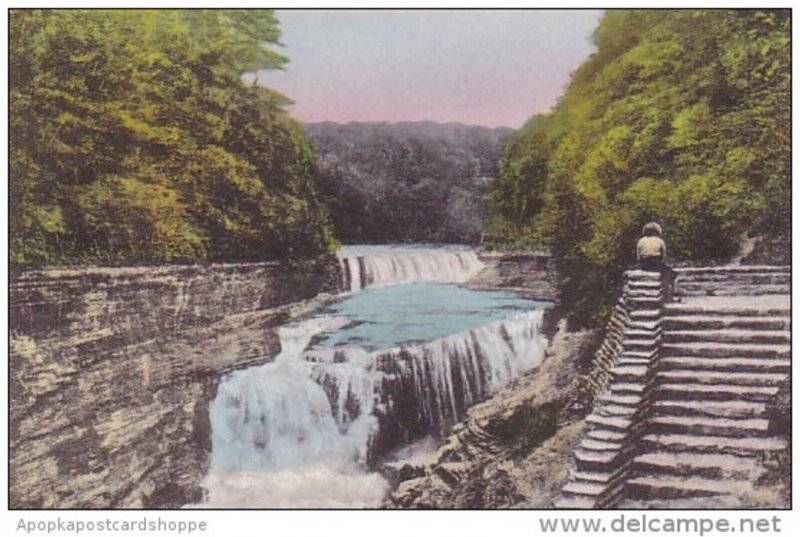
[10, 262, 337, 508]
[469, 250, 556, 301]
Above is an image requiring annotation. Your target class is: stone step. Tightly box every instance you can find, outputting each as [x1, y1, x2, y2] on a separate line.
[634, 451, 760, 480]
[627, 296, 663, 306]
[627, 286, 663, 296]
[629, 309, 662, 320]
[673, 265, 789, 275]
[675, 284, 789, 297]
[626, 475, 752, 500]
[621, 349, 658, 360]
[616, 356, 652, 367]
[587, 428, 627, 443]
[616, 495, 743, 509]
[596, 393, 643, 407]
[640, 433, 786, 456]
[609, 382, 648, 396]
[581, 437, 623, 452]
[655, 383, 779, 402]
[628, 280, 662, 289]
[571, 469, 619, 484]
[553, 495, 596, 509]
[665, 297, 789, 317]
[626, 270, 663, 280]
[596, 403, 638, 418]
[621, 338, 660, 349]
[586, 414, 632, 431]
[661, 342, 790, 359]
[611, 364, 649, 381]
[650, 415, 770, 437]
[660, 356, 791, 374]
[623, 328, 661, 338]
[663, 315, 790, 331]
[664, 329, 789, 345]
[575, 447, 619, 467]
[653, 399, 767, 419]
[627, 319, 661, 331]
[674, 273, 790, 284]
[657, 369, 787, 387]
[562, 480, 606, 497]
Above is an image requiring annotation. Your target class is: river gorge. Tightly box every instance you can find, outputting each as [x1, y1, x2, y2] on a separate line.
[9, 245, 555, 508]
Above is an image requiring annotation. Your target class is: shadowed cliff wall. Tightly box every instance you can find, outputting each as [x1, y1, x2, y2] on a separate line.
[9, 261, 337, 508]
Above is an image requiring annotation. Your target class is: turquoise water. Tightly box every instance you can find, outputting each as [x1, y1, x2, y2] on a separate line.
[317, 282, 550, 350]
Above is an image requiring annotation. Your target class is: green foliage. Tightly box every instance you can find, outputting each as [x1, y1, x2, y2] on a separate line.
[486, 9, 790, 326]
[10, 9, 336, 269]
[308, 122, 510, 244]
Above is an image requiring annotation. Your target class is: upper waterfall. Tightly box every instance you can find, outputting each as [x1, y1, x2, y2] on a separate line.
[337, 245, 485, 292]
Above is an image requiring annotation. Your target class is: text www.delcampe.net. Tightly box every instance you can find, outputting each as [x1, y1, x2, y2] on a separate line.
[539, 514, 782, 535]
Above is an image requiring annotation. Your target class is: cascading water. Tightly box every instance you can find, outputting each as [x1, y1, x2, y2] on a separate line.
[201, 248, 550, 508]
[203, 316, 389, 508]
[338, 244, 485, 291]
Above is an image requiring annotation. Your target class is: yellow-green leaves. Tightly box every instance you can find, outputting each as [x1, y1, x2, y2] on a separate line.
[487, 9, 790, 327]
[10, 10, 335, 268]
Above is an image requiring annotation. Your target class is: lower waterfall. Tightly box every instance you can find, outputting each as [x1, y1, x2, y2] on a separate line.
[338, 244, 485, 291]
[202, 282, 549, 507]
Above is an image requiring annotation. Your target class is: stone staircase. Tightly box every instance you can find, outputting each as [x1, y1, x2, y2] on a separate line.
[557, 265, 790, 509]
[555, 270, 665, 508]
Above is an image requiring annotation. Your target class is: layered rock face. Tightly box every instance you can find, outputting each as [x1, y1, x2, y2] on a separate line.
[469, 251, 556, 300]
[10, 262, 337, 508]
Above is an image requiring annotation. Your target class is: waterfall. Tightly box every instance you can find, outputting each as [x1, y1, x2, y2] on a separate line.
[307, 309, 548, 433]
[204, 316, 388, 507]
[203, 306, 548, 507]
[337, 245, 485, 291]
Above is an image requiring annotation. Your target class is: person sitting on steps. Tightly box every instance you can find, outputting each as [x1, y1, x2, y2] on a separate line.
[636, 222, 667, 273]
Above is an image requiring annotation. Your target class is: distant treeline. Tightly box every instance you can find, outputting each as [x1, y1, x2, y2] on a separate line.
[307, 121, 511, 244]
[10, 10, 336, 269]
[485, 10, 790, 325]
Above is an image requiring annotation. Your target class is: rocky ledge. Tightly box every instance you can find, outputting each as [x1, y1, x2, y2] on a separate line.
[468, 250, 556, 301]
[384, 320, 601, 508]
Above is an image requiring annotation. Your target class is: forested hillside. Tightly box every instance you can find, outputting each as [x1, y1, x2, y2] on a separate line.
[10, 10, 336, 269]
[485, 10, 790, 325]
[307, 122, 511, 244]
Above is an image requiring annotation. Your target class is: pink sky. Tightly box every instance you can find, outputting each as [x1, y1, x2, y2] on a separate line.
[254, 10, 603, 128]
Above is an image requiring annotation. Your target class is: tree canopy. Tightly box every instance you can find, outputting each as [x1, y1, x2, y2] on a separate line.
[485, 9, 790, 325]
[10, 10, 337, 269]
[308, 121, 510, 245]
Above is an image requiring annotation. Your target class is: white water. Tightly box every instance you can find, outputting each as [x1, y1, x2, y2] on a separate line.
[201, 246, 549, 508]
[203, 309, 548, 507]
[203, 316, 389, 507]
[307, 309, 548, 431]
[337, 244, 485, 291]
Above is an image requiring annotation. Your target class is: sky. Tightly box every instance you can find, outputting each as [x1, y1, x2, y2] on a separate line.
[253, 9, 603, 129]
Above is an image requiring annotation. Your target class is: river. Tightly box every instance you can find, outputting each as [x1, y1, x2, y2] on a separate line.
[200, 245, 551, 507]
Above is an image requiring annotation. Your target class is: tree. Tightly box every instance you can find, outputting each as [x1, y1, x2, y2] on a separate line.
[486, 9, 790, 326]
[9, 9, 336, 269]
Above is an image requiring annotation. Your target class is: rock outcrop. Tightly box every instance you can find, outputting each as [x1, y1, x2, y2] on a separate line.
[469, 251, 556, 301]
[384, 319, 601, 508]
[10, 262, 337, 508]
